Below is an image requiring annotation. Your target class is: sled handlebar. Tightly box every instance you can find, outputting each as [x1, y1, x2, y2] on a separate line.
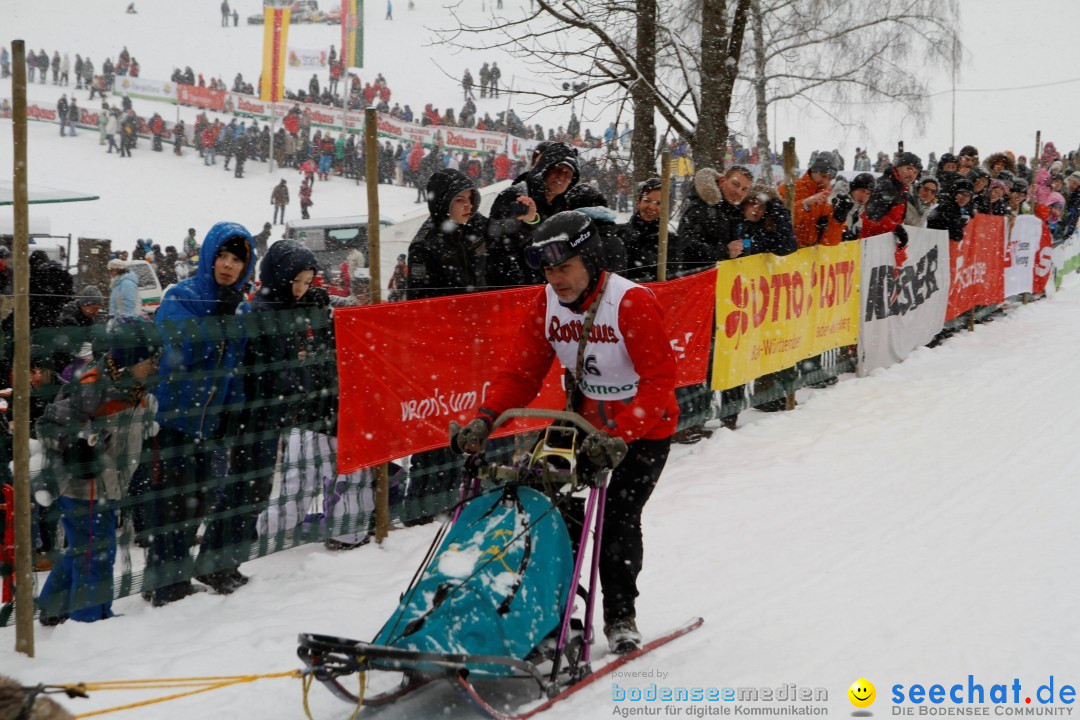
[490, 409, 601, 436]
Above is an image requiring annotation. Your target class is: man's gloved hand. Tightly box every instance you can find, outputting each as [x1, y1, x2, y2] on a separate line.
[832, 195, 854, 223]
[579, 431, 628, 470]
[217, 286, 244, 316]
[450, 417, 491, 454]
[893, 224, 909, 248]
[815, 214, 829, 240]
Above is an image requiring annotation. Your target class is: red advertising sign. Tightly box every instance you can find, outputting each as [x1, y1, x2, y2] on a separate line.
[177, 84, 227, 112]
[335, 270, 717, 472]
[946, 214, 1006, 321]
[1033, 221, 1054, 295]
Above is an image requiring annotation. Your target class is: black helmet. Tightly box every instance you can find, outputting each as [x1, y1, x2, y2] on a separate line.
[525, 210, 603, 272]
[1010, 179, 1029, 194]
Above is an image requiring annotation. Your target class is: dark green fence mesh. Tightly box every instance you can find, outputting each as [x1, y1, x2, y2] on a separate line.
[0, 292, 1012, 624]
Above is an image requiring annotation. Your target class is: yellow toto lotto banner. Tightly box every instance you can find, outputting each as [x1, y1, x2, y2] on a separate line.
[712, 243, 860, 390]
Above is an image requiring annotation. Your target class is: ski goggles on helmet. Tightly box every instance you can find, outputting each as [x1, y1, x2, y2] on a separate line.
[524, 228, 592, 270]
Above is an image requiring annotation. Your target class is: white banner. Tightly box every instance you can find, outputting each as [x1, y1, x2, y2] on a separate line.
[114, 75, 178, 102]
[1004, 215, 1040, 297]
[857, 227, 950, 376]
[287, 48, 329, 69]
[1052, 232, 1080, 292]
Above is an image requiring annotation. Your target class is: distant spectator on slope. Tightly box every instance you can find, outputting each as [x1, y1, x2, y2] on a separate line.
[271, 179, 290, 225]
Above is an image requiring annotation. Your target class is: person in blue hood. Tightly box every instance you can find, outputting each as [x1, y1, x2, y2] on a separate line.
[148, 221, 255, 607]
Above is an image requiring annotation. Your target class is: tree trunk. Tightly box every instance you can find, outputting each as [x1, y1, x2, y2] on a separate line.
[694, 0, 727, 170]
[692, 0, 751, 171]
[631, 0, 657, 185]
[751, 0, 772, 183]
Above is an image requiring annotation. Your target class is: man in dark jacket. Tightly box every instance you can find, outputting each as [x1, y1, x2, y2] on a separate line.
[157, 246, 179, 287]
[52, 285, 104, 371]
[1055, 172, 1080, 241]
[675, 166, 752, 275]
[251, 222, 273, 262]
[861, 151, 921, 268]
[927, 177, 974, 242]
[674, 165, 752, 434]
[861, 151, 921, 239]
[5, 251, 74, 331]
[486, 141, 580, 288]
[405, 169, 489, 523]
[407, 168, 487, 299]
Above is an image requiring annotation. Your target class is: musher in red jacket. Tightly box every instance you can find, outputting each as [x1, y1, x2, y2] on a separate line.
[455, 210, 678, 654]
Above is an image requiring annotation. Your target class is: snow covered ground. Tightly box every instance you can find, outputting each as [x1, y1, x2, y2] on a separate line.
[2, 278, 1079, 718]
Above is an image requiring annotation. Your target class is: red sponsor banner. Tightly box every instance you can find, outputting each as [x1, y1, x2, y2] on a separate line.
[26, 104, 58, 122]
[177, 84, 227, 111]
[1033, 221, 1054, 295]
[335, 270, 717, 473]
[946, 214, 1006, 321]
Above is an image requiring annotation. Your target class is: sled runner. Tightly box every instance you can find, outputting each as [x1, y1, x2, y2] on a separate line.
[297, 409, 702, 718]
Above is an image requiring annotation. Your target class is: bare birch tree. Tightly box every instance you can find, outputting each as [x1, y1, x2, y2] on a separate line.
[744, 0, 961, 181]
[433, 0, 753, 173]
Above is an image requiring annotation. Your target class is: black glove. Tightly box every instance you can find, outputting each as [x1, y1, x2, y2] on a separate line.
[579, 432, 628, 470]
[217, 286, 244, 316]
[832, 195, 854, 223]
[815, 215, 829, 240]
[893, 224, 908, 248]
[449, 417, 491, 454]
[65, 438, 98, 481]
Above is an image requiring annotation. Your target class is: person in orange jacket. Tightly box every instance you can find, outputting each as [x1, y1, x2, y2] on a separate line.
[790, 155, 845, 247]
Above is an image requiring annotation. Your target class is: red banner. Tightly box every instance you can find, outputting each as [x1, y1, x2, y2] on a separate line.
[335, 270, 717, 473]
[177, 84, 227, 111]
[1033, 221, 1054, 295]
[946, 214, 1006, 321]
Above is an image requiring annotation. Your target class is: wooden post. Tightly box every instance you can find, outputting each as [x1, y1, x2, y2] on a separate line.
[11, 39, 34, 657]
[364, 108, 390, 543]
[657, 150, 671, 282]
[782, 137, 797, 411]
[1030, 130, 1041, 209]
[269, 112, 276, 173]
[782, 138, 795, 213]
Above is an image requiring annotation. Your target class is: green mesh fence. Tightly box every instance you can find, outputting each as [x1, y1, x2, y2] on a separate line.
[0, 290, 1022, 624]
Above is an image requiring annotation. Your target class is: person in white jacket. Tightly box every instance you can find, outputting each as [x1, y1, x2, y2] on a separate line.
[104, 109, 119, 154]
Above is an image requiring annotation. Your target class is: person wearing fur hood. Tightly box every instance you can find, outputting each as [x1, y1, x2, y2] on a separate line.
[674, 165, 752, 276]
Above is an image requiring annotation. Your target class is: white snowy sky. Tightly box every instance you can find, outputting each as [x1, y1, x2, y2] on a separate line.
[766, 0, 1080, 162]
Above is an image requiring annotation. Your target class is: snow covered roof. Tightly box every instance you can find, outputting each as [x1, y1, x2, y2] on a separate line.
[0, 181, 99, 206]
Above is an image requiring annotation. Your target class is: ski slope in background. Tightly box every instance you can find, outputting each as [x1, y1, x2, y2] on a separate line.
[6, 0, 1080, 260]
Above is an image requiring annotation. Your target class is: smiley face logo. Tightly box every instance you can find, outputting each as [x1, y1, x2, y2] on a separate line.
[848, 678, 876, 708]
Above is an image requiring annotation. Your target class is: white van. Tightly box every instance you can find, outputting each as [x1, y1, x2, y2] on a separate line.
[124, 260, 164, 316]
[284, 215, 399, 281]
